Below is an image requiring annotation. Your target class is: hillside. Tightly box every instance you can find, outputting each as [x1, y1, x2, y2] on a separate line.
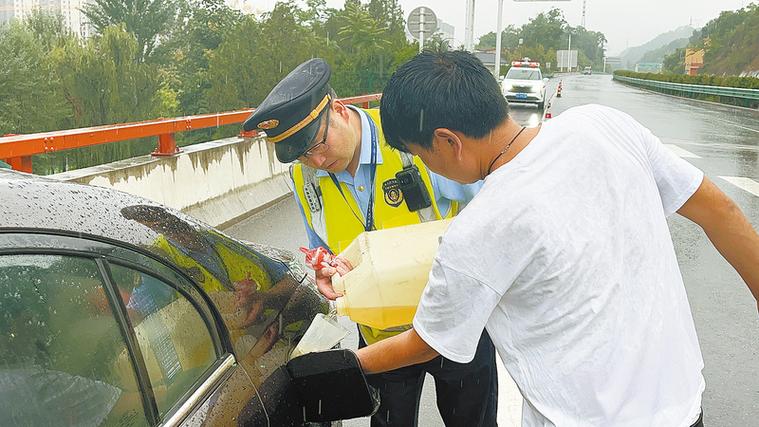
[620, 25, 695, 68]
[639, 37, 690, 63]
[699, 4, 759, 75]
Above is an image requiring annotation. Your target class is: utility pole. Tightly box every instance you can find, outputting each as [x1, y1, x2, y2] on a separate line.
[494, 0, 504, 77]
[581, 0, 587, 28]
[465, 0, 476, 51]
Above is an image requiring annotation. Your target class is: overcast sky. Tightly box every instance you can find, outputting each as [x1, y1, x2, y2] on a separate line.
[248, 0, 750, 55]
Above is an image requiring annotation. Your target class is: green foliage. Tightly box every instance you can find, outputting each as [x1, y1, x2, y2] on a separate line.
[662, 48, 686, 74]
[0, 20, 70, 135]
[662, 4, 759, 76]
[82, 0, 179, 61]
[475, 8, 607, 71]
[614, 70, 759, 89]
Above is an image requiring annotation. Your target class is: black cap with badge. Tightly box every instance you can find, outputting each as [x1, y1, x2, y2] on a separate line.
[243, 58, 332, 163]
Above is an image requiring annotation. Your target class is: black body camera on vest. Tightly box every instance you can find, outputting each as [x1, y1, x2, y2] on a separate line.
[395, 165, 432, 212]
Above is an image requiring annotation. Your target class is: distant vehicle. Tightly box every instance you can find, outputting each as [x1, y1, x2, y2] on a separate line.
[502, 59, 548, 109]
[583, 66, 593, 75]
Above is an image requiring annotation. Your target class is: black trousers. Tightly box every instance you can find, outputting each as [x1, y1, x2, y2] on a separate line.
[358, 330, 498, 427]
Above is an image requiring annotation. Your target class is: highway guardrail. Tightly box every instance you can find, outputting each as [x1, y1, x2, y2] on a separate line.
[613, 75, 759, 108]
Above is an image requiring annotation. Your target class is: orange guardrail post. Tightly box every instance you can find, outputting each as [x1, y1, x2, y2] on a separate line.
[7, 156, 33, 173]
[153, 133, 180, 156]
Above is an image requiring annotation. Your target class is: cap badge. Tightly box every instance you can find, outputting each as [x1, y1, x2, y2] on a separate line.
[257, 119, 280, 130]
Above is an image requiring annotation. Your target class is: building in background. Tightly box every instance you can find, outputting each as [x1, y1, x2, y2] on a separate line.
[635, 62, 663, 73]
[0, 0, 91, 37]
[438, 19, 454, 43]
[685, 48, 704, 76]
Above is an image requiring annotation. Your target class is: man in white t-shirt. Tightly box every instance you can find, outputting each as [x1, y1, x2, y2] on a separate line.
[343, 51, 759, 426]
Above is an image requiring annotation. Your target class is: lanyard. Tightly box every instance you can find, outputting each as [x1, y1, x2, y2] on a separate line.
[329, 116, 378, 232]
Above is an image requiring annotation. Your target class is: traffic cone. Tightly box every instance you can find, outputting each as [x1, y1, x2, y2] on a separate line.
[544, 111, 553, 119]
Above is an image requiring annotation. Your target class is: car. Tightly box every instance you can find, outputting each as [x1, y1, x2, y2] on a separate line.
[0, 169, 377, 426]
[501, 59, 549, 110]
[582, 66, 593, 75]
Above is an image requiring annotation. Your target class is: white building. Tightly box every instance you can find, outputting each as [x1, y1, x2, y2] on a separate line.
[0, 0, 91, 38]
[438, 20, 454, 43]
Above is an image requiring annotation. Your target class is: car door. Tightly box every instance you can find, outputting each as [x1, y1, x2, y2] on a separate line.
[0, 232, 267, 426]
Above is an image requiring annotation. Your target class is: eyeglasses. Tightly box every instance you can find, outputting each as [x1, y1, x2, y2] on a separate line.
[300, 106, 331, 159]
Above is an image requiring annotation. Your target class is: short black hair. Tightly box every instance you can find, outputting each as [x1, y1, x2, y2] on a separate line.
[380, 51, 509, 152]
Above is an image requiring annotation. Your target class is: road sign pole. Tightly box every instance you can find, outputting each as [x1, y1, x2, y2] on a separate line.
[408, 7, 437, 53]
[419, 8, 425, 53]
[494, 0, 504, 76]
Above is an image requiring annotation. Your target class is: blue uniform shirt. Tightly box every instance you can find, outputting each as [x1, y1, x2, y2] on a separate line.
[294, 106, 482, 250]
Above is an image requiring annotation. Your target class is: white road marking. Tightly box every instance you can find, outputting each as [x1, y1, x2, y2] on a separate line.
[664, 144, 701, 158]
[718, 176, 759, 197]
[713, 118, 759, 134]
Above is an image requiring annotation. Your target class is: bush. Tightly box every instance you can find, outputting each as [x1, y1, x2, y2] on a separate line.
[613, 70, 759, 89]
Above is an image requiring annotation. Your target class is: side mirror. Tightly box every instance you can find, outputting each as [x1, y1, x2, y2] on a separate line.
[287, 349, 379, 422]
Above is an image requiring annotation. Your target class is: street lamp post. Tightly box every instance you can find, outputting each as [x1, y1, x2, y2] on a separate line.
[494, 0, 504, 77]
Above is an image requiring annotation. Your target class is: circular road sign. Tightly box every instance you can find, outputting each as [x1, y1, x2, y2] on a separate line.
[407, 6, 438, 39]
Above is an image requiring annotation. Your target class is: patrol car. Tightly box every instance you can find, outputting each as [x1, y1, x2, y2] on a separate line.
[501, 59, 548, 109]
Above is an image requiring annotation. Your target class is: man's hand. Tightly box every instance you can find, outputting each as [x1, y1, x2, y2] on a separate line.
[678, 176, 759, 314]
[315, 257, 353, 301]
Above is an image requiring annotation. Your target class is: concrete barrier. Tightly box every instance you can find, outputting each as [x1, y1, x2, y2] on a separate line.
[51, 135, 292, 228]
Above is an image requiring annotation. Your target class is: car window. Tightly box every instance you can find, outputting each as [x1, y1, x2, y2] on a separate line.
[109, 263, 216, 419]
[506, 68, 542, 80]
[0, 254, 148, 426]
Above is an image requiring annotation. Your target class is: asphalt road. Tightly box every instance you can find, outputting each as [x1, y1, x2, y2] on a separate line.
[225, 74, 759, 426]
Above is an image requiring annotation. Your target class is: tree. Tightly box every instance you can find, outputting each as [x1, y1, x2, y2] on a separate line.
[476, 25, 520, 51]
[424, 33, 452, 53]
[662, 48, 686, 74]
[156, 0, 243, 115]
[474, 9, 606, 70]
[0, 22, 70, 135]
[82, 0, 179, 61]
[329, 1, 394, 93]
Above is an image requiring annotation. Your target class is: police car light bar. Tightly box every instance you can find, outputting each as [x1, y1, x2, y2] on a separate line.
[511, 61, 541, 68]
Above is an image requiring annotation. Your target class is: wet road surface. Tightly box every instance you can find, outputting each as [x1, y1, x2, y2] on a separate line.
[225, 74, 759, 426]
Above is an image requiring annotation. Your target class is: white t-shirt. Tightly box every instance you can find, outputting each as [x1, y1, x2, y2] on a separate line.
[413, 104, 705, 427]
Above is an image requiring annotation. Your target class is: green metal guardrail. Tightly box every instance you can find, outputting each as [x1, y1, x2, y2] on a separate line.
[613, 75, 759, 108]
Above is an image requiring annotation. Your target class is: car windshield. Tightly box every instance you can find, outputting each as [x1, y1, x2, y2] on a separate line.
[506, 68, 542, 80]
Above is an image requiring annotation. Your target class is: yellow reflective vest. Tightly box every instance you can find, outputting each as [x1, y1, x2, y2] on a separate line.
[153, 231, 274, 294]
[292, 108, 456, 344]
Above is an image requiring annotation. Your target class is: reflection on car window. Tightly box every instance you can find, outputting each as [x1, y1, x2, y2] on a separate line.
[110, 264, 215, 419]
[119, 205, 304, 382]
[506, 68, 542, 80]
[0, 255, 148, 426]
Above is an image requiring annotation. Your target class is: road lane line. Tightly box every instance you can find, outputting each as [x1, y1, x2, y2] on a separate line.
[713, 118, 759, 134]
[719, 176, 759, 197]
[664, 144, 701, 158]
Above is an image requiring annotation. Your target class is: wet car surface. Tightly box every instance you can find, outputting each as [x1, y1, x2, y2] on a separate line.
[0, 169, 351, 426]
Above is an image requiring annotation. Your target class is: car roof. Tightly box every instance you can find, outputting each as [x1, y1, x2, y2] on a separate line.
[0, 169, 289, 282]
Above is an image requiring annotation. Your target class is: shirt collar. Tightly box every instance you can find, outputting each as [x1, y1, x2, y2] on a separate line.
[315, 105, 383, 178]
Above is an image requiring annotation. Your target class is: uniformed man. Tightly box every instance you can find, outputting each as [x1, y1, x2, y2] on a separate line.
[243, 59, 498, 427]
